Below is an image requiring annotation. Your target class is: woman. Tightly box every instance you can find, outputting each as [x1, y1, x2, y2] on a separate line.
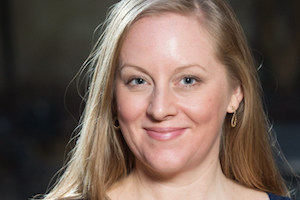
[38, 0, 296, 199]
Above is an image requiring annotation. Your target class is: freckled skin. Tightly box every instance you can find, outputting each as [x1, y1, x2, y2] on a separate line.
[115, 13, 242, 178]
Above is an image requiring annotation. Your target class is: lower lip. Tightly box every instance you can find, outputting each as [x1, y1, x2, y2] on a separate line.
[145, 129, 186, 141]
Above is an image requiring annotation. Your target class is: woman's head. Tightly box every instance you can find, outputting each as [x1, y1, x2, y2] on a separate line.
[43, 1, 287, 199]
[89, 0, 260, 179]
[114, 12, 244, 177]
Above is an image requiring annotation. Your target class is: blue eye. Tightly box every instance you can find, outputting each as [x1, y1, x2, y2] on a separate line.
[131, 78, 146, 85]
[180, 77, 196, 85]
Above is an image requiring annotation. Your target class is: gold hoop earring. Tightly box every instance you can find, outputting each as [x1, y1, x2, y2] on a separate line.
[114, 117, 120, 130]
[231, 110, 237, 128]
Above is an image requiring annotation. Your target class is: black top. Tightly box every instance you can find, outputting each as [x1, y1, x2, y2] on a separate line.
[268, 193, 293, 200]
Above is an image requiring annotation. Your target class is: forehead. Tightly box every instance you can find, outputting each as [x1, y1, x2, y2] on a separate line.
[119, 13, 219, 70]
[124, 12, 211, 46]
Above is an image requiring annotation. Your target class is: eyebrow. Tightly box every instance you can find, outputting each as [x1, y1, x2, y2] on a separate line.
[174, 64, 206, 73]
[118, 63, 206, 74]
[118, 64, 149, 74]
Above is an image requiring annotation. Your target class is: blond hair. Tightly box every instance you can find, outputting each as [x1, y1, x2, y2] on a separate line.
[41, 0, 290, 199]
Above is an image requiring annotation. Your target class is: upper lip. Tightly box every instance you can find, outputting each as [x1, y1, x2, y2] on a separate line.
[143, 127, 186, 133]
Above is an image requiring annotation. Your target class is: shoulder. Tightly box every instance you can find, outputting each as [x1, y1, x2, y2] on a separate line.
[267, 193, 293, 200]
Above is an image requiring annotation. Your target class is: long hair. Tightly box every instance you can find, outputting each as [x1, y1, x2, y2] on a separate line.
[41, 0, 290, 199]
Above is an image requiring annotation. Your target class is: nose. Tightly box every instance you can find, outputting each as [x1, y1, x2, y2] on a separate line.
[146, 85, 178, 121]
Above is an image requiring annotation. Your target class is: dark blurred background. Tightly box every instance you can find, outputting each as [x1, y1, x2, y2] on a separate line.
[0, 0, 299, 199]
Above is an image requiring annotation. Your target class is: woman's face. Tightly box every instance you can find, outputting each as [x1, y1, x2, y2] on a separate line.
[115, 13, 242, 176]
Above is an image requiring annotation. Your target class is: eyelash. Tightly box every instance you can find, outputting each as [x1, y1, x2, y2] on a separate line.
[125, 75, 201, 86]
[178, 76, 201, 86]
[125, 76, 147, 85]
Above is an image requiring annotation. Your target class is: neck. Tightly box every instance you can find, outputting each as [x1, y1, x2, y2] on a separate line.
[107, 157, 268, 200]
[130, 158, 234, 200]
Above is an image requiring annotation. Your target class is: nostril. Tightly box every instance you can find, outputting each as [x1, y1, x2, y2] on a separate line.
[146, 91, 178, 121]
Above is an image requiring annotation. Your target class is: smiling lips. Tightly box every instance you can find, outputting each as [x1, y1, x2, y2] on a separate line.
[144, 127, 186, 141]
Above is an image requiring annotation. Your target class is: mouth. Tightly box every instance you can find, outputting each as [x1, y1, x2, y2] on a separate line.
[144, 127, 186, 141]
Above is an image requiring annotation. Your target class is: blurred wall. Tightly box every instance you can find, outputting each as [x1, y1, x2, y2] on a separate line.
[0, 1, 118, 199]
[0, 0, 299, 199]
[229, 0, 300, 174]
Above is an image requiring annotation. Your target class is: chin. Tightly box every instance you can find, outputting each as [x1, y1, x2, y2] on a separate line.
[136, 152, 192, 177]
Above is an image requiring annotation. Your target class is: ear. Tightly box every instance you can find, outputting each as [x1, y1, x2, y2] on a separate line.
[227, 85, 243, 113]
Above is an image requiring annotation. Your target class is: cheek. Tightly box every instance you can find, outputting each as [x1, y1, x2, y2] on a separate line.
[115, 88, 148, 126]
[182, 90, 228, 127]
[115, 88, 150, 157]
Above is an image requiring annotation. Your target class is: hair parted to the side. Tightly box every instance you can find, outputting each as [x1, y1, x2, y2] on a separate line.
[39, 0, 291, 199]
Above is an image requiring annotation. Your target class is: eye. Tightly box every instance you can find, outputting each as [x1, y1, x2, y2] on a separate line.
[179, 77, 197, 85]
[130, 78, 146, 85]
